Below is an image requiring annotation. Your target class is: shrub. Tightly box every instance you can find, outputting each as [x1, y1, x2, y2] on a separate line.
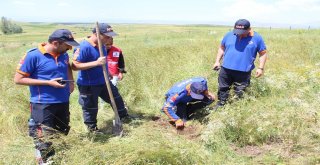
[1, 16, 23, 34]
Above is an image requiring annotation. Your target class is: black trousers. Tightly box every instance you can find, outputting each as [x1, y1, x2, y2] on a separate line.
[30, 102, 70, 135]
[217, 67, 251, 104]
[78, 84, 128, 129]
[176, 97, 213, 121]
[29, 102, 70, 162]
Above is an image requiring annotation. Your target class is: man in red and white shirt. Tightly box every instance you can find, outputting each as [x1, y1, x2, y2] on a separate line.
[105, 37, 126, 86]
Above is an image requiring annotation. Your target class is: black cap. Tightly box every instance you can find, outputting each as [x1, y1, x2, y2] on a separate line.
[233, 19, 250, 35]
[49, 29, 79, 46]
[92, 23, 118, 37]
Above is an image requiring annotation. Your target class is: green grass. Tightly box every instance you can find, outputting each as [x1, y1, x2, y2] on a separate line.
[0, 23, 319, 164]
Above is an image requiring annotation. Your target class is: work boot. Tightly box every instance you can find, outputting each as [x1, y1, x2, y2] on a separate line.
[120, 114, 140, 123]
[209, 101, 225, 111]
[87, 126, 104, 135]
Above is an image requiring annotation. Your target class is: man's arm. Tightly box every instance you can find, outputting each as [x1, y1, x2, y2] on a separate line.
[118, 52, 125, 72]
[213, 46, 225, 70]
[255, 51, 267, 78]
[117, 52, 126, 80]
[14, 73, 65, 88]
[163, 94, 182, 122]
[162, 92, 188, 121]
[71, 56, 106, 71]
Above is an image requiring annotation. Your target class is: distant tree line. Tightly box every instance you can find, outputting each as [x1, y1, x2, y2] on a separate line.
[1, 16, 23, 34]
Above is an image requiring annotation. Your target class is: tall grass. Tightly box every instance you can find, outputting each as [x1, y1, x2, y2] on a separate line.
[0, 23, 319, 164]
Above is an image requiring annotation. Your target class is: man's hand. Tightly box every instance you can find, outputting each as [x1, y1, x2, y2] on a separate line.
[255, 68, 264, 78]
[95, 56, 106, 66]
[118, 72, 123, 80]
[213, 62, 221, 71]
[69, 82, 75, 93]
[207, 92, 216, 101]
[175, 119, 185, 130]
[49, 78, 66, 88]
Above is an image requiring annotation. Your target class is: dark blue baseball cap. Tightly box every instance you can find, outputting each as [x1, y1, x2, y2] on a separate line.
[233, 19, 250, 35]
[92, 23, 118, 37]
[190, 82, 207, 100]
[49, 29, 79, 46]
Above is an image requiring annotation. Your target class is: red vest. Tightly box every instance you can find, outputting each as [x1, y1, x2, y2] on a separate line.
[107, 46, 122, 76]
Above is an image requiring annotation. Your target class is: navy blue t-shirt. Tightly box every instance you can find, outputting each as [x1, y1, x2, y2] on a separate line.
[73, 39, 108, 85]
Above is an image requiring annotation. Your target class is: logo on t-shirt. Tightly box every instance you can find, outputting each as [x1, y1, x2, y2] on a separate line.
[113, 52, 120, 57]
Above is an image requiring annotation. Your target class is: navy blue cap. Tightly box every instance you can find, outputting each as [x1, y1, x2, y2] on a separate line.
[92, 23, 118, 37]
[233, 19, 250, 35]
[49, 29, 79, 46]
[190, 82, 207, 99]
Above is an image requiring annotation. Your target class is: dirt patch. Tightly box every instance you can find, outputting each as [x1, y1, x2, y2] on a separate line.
[152, 116, 202, 140]
[177, 125, 202, 140]
[151, 116, 170, 127]
[151, 116, 161, 121]
[231, 142, 302, 158]
[231, 144, 263, 157]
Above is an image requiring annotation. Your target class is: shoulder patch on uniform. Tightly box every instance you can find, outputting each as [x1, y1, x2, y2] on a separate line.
[113, 51, 120, 57]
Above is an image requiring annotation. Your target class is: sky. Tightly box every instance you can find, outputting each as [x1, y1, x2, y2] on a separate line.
[1, 0, 320, 28]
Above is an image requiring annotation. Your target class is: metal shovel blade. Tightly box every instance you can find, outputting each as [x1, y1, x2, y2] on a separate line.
[112, 119, 123, 136]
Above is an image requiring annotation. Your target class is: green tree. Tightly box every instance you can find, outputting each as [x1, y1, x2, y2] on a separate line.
[1, 16, 9, 34]
[1, 16, 23, 34]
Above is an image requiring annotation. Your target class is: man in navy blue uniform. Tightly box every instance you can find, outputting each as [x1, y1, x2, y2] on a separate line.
[162, 77, 215, 129]
[14, 29, 79, 164]
[213, 19, 268, 109]
[72, 23, 131, 133]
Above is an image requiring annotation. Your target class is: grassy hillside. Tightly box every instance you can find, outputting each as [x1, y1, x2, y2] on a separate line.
[0, 23, 319, 164]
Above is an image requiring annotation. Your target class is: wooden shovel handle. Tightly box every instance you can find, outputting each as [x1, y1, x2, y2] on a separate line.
[95, 22, 121, 122]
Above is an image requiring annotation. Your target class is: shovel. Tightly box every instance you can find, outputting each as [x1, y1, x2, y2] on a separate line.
[95, 22, 123, 136]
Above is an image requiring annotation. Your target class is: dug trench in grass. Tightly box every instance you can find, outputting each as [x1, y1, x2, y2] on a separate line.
[161, 77, 216, 130]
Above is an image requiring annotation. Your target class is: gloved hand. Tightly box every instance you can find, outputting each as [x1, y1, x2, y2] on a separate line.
[175, 119, 185, 130]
